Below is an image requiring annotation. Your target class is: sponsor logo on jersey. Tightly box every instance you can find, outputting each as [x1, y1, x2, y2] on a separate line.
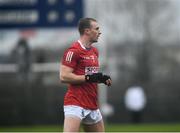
[83, 55, 95, 60]
[85, 67, 99, 74]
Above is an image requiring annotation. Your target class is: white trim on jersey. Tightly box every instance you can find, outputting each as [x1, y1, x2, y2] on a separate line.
[78, 40, 86, 50]
[66, 51, 74, 62]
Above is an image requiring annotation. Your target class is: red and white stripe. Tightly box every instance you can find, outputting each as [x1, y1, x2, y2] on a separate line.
[66, 51, 74, 62]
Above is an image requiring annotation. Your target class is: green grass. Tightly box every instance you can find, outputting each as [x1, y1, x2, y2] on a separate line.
[0, 125, 62, 132]
[105, 123, 180, 132]
[0, 123, 180, 132]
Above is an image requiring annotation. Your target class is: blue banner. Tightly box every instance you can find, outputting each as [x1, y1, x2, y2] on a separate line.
[0, 0, 83, 29]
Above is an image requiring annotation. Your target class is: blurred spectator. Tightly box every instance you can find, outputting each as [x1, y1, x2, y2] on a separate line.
[13, 38, 32, 124]
[124, 85, 146, 123]
[14, 38, 31, 83]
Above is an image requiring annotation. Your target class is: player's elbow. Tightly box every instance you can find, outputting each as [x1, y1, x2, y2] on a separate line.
[60, 73, 66, 83]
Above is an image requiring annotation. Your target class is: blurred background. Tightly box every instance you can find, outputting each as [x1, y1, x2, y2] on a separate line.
[0, 0, 180, 127]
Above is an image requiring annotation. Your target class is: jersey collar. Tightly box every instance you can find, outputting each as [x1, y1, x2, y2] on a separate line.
[78, 40, 86, 50]
[78, 40, 91, 50]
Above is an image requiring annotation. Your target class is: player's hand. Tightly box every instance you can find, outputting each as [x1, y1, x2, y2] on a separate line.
[85, 73, 112, 86]
[85, 73, 103, 83]
[102, 75, 112, 86]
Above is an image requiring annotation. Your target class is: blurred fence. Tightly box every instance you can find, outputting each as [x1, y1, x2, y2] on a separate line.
[0, 62, 65, 125]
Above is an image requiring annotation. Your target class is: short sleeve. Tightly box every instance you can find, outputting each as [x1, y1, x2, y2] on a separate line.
[61, 49, 79, 68]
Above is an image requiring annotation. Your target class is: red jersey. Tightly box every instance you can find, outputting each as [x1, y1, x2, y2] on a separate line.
[61, 40, 99, 110]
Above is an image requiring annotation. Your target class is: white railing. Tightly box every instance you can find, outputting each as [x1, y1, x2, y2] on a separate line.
[0, 62, 59, 73]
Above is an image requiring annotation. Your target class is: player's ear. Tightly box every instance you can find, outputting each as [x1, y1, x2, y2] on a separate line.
[84, 28, 91, 35]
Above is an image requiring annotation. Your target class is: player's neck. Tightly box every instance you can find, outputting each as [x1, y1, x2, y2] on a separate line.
[79, 37, 91, 48]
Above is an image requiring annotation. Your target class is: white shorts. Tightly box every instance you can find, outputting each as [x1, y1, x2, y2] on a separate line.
[64, 105, 102, 125]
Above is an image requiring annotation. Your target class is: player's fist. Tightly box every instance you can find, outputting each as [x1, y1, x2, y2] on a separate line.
[102, 75, 112, 86]
[85, 73, 112, 86]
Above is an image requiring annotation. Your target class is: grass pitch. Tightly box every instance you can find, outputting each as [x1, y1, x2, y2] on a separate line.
[0, 123, 180, 132]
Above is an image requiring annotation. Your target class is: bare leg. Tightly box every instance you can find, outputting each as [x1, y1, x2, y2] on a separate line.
[83, 120, 105, 132]
[63, 116, 81, 132]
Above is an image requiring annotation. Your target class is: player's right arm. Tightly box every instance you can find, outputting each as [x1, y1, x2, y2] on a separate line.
[60, 64, 85, 84]
[60, 49, 112, 86]
[60, 49, 85, 84]
[60, 65, 112, 86]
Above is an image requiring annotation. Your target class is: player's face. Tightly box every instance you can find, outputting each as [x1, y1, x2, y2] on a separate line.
[89, 21, 101, 43]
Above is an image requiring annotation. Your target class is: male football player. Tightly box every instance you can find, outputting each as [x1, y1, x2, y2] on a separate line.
[60, 18, 112, 132]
